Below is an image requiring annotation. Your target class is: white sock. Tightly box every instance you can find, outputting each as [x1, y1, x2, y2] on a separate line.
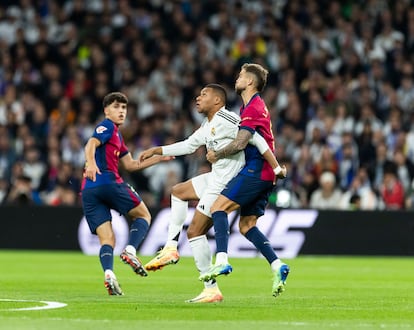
[189, 235, 211, 274]
[125, 245, 136, 255]
[104, 269, 115, 277]
[204, 279, 218, 289]
[189, 235, 215, 287]
[166, 195, 188, 245]
[271, 259, 282, 272]
[215, 252, 228, 265]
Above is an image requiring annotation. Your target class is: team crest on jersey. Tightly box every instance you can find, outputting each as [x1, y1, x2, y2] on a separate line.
[211, 127, 216, 136]
[96, 126, 107, 134]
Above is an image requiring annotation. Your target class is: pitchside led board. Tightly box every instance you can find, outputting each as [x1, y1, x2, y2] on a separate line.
[140, 208, 318, 259]
[76, 208, 319, 259]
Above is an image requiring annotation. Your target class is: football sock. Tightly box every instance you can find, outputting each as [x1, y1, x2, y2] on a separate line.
[128, 218, 149, 248]
[125, 245, 136, 255]
[165, 195, 188, 247]
[215, 252, 228, 265]
[205, 279, 218, 289]
[245, 226, 277, 264]
[271, 259, 283, 272]
[212, 211, 229, 253]
[189, 235, 217, 289]
[189, 235, 211, 274]
[104, 269, 115, 277]
[100, 244, 114, 271]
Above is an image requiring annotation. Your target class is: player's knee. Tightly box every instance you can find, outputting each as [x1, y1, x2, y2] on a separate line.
[239, 223, 250, 236]
[239, 217, 256, 235]
[210, 202, 223, 214]
[210, 202, 233, 215]
[187, 226, 207, 239]
[171, 182, 186, 199]
[98, 231, 116, 247]
[129, 206, 151, 223]
[141, 210, 151, 223]
[186, 226, 195, 239]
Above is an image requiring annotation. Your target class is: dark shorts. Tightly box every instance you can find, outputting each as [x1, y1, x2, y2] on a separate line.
[221, 174, 274, 217]
[81, 182, 142, 234]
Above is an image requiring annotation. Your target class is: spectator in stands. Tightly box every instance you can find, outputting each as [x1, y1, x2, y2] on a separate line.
[1, 0, 414, 210]
[0, 178, 9, 204]
[380, 163, 405, 210]
[340, 167, 379, 210]
[348, 194, 361, 210]
[0, 128, 16, 179]
[312, 144, 339, 180]
[370, 140, 394, 191]
[309, 171, 343, 209]
[4, 174, 38, 205]
[21, 146, 46, 190]
[393, 149, 414, 192]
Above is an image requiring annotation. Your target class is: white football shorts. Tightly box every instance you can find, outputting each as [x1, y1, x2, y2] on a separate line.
[191, 172, 226, 218]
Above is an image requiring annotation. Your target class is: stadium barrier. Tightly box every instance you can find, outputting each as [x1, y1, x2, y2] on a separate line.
[1, 206, 413, 257]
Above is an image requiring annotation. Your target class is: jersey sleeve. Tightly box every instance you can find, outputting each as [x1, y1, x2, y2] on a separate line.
[92, 121, 114, 145]
[119, 135, 129, 158]
[162, 125, 205, 156]
[222, 111, 240, 139]
[249, 132, 269, 154]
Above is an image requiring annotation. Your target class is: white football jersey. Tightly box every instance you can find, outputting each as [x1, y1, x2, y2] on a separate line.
[162, 107, 244, 188]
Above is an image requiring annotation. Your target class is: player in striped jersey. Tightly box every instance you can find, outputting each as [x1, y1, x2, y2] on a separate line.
[139, 84, 284, 302]
[81, 92, 173, 295]
[202, 63, 290, 298]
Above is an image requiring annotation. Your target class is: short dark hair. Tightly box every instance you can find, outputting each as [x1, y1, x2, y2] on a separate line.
[205, 83, 227, 105]
[241, 63, 268, 92]
[102, 92, 128, 108]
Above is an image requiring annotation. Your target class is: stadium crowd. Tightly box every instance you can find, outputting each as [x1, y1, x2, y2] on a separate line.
[1, 0, 414, 210]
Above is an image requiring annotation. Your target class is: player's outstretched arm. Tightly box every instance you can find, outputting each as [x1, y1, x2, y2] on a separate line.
[138, 146, 163, 163]
[121, 152, 174, 172]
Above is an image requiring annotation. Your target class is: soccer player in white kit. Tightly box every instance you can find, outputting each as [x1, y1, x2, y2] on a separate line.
[139, 84, 285, 303]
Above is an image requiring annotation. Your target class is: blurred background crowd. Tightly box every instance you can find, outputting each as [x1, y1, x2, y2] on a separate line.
[1, 0, 414, 210]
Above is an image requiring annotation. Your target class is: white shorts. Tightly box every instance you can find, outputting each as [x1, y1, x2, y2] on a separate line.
[191, 172, 225, 218]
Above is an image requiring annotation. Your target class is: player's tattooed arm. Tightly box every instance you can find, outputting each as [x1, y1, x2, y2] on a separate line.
[211, 129, 252, 161]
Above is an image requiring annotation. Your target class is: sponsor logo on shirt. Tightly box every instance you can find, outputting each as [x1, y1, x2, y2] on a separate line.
[96, 126, 107, 134]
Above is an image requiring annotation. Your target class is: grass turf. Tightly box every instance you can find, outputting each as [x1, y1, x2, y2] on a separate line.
[1, 250, 413, 330]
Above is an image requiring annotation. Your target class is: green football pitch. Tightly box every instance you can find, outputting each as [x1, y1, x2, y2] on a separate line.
[1, 250, 413, 330]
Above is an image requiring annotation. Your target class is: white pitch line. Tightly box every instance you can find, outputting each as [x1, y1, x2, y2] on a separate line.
[0, 299, 67, 311]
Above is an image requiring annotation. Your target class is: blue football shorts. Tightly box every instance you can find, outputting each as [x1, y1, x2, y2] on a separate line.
[81, 182, 142, 234]
[220, 174, 274, 217]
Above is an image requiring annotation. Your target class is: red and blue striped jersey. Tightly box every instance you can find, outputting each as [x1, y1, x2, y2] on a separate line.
[82, 118, 128, 189]
[239, 93, 275, 182]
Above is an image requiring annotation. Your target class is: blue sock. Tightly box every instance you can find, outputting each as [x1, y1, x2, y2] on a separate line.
[99, 244, 114, 271]
[212, 211, 229, 253]
[245, 226, 277, 264]
[128, 218, 149, 248]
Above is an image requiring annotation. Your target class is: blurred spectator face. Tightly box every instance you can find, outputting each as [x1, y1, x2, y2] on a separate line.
[393, 150, 405, 165]
[0, 133, 10, 152]
[383, 172, 397, 189]
[24, 148, 40, 164]
[48, 150, 61, 168]
[342, 143, 353, 159]
[320, 171, 336, 191]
